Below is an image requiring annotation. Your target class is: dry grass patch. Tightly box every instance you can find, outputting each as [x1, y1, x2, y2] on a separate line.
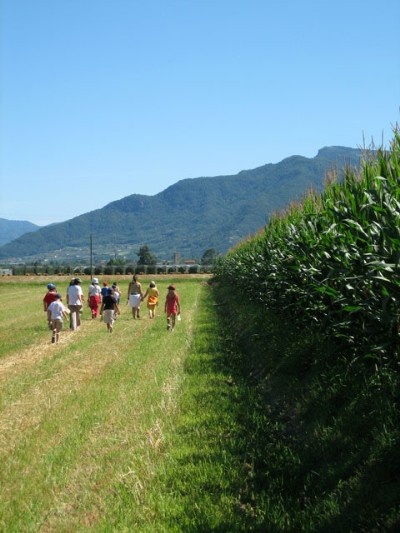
[1, 277, 201, 531]
[0, 318, 154, 453]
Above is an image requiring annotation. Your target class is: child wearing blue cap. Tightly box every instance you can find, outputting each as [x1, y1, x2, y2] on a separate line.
[43, 282, 57, 329]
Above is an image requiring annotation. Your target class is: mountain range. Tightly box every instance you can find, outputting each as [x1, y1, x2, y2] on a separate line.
[0, 146, 363, 263]
[0, 218, 41, 247]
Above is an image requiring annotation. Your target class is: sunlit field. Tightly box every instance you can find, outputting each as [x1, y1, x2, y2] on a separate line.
[1, 275, 249, 531]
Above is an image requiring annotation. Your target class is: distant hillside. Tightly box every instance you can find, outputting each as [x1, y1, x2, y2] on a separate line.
[0, 146, 363, 262]
[0, 218, 41, 247]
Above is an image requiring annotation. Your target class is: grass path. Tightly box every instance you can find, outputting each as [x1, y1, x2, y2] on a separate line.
[1, 277, 252, 531]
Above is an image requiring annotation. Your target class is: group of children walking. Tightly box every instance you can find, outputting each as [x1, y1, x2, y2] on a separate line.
[43, 277, 181, 343]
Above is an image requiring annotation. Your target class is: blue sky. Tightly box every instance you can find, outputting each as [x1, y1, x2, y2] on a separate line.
[1, 0, 399, 226]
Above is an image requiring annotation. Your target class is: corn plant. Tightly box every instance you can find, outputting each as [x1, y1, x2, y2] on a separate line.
[215, 129, 400, 365]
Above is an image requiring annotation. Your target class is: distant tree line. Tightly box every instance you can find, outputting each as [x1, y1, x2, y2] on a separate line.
[8, 263, 214, 276]
[4, 246, 219, 276]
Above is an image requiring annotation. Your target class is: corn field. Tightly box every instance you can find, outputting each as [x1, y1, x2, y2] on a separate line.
[215, 129, 400, 365]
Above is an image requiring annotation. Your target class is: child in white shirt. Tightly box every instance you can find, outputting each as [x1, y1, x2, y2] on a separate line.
[47, 293, 70, 344]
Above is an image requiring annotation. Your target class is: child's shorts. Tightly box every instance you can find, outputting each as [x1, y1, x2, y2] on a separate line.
[51, 319, 63, 332]
[103, 309, 115, 325]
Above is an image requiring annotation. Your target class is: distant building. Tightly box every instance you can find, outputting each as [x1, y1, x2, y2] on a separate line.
[173, 252, 180, 263]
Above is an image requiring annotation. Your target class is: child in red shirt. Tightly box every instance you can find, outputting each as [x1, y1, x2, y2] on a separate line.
[164, 284, 181, 331]
[43, 283, 57, 329]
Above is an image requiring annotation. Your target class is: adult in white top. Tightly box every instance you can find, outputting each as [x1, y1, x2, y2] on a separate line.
[67, 278, 84, 330]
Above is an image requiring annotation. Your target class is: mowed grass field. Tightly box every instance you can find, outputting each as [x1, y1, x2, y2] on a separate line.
[0, 275, 254, 532]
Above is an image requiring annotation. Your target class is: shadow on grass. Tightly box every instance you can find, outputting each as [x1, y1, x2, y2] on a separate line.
[160, 281, 400, 532]
[156, 285, 269, 531]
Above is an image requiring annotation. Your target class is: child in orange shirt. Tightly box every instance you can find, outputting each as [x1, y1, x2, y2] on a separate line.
[142, 281, 160, 319]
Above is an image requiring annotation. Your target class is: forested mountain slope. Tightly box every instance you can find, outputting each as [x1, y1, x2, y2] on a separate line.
[0, 218, 40, 247]
[0, 146, 362, 261]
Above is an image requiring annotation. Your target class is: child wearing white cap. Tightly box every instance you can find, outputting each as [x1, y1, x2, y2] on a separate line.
[88, 278, 102, 318]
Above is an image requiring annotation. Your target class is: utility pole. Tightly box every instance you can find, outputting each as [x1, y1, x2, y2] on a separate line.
[90, 233, 93, 278]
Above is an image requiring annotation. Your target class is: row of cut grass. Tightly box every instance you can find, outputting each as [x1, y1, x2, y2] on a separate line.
[1, 277, 206, 531]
